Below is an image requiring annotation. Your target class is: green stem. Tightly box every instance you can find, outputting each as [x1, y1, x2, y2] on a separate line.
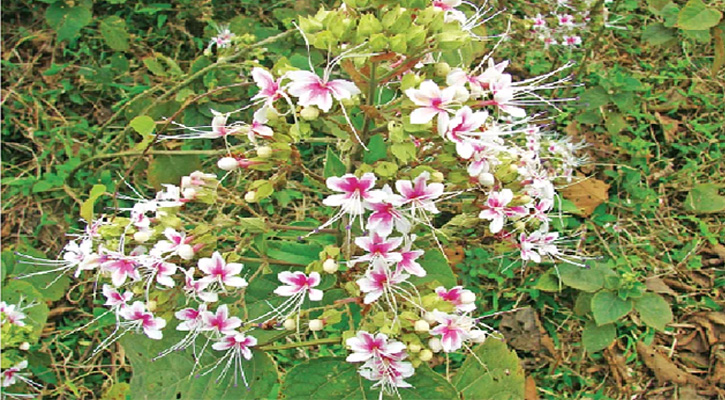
[258, 336, 342, 351]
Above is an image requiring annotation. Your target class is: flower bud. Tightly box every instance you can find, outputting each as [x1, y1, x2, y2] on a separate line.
[509, 164, 519, 173]
[257, 146, 273, 159]
[414, 320, 430, 332]
[513, 221, 526, 231]
[434, 62, 451, 77]
[428, 337, 443, 353]
[460, 290, 476, 304]
[478, 172, 495, 187]
[309, 319, 324, 331]
[419, 349, 433, 361]
[19, 342, 30, 351]
[178, 244, 195, 260]
[431, 171, 445, 183]
[323, 259, 339, 274]
[217, 157, 239, 171]
[408, 343, 422, 353]
[471, 333, 487, 343]
[147, 300, 157, 312]
[244, 191, 256, 203]
[134, 230, 151, 243]
[423, 311, 437, 324]
[283, 319, 296, 330]
[300, 106, 320, 120]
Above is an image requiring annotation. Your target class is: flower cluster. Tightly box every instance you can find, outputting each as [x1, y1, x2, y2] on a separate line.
[1, 301, 42, 396]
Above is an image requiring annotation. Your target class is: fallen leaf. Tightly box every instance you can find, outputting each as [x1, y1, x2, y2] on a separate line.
[525, 375, 538, 400]
[443, 245, 465, 266]
[636, 341, 704, 385]
[561, 176, 610, 217]
[500, 308, 542, 352]
[645, 276, 677, 296]
[655, 112, 680, 143]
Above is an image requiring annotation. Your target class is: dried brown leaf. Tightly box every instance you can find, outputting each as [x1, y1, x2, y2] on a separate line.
[561, 176, 610, 217]
[635, 341, 703, 385]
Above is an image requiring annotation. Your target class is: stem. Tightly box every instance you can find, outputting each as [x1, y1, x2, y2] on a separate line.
[258, 336, 342, 351]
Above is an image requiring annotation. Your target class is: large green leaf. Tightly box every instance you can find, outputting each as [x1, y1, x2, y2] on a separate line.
[280, 357, 458, 399]
[147, 154, 202, 190]
[683, 183, 725, 213]
[591, 290, 632, 326]
[677, 0, 722, 31]
[408, 249, 457, 288]
[100, 16, 130, 51]
[3, 249, 71, 302]
[557, 263, 610, 293]
[45, 2, 93, 42]
[634, 292, 673, 331]
[1, 280, 50, 343]
[266, 240, 322, 266]
[581, 321, 616, 353]
[324, 147, 347, 179]
[121, 330, 278, 399]
[451, 338, 525, 400]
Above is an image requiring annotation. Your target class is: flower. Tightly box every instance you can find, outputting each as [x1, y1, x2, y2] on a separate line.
[151, 228, 193, 257]
[357, 263, 409, 304]
[101, 255, 141, 287]
[102, 285, 133, 308]
[429, 310, 486, 352]
[251, 67, 284, 107]
[478, 189, 529, 233]
[273, 271, 323, 301]
[212, 332, 257, 358]
[1, 360, 40, 390]
[210, 26, 235, 49]
[394, 171, 445, 214]
[405, 80, 458, 136]
[0, 301, 26, 327]
[175, 304, 208, 331]
[206, 332, 258, 388]
[183, 267, 219, 303]
[396, 236, 425, 277]
[435, 286, 476, 313]
[201, 304, 242, 336]
[286, 70, 360, 112]
[346, 331, 406, 363]
[198, 252, 248, 289]
[119, 302, 166, 340]
[323, 173, 386, 217]
[353, 233, 403, 267]
[359, 357, 415, 391]
[366, 185, 410, 237]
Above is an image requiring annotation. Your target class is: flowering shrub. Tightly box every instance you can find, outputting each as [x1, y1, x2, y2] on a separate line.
[4, 0, 590, 397]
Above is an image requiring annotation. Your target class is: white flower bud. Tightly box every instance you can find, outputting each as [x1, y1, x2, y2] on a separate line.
[178, 244, 195, 260]
[478, 172, 495, 187]
[509, 164, 519, 173]
[460, 290, 476, 304]
[300, 106, 320, 120]
[147, 300, 157, 312]
[283, 319, 296, 330]
[217, 157, 239, 171]
[434, 62, 451, 77]
[414, 320, 430, 332]
[309, 319, 324, 331]
[408, 343, 422, 353]
[431, 171, 444, 183]
[257, 146, 273, 159]
[322, 259, 339, 274]
[134, 230, 151, 243]
[423, 311, 437, 324]
[19, 342, 30, 351]
[471, 331, 487, 343]
[428, 337, 443, 353]
[419, 349, 433, 361]
[244, 191, 256, 203]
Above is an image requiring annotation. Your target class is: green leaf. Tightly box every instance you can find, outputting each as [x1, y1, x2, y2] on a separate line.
[558, 263, 607, 293]
[1, 280, 50, 343]
[534, 268, 561, 292]
[391, 142, 417, 163]
[80, 184, 106, 223]
[280, 357, 457, 399]
[684, 183, 725, 213]
[582, 321, 616, 353]
[374, 161, 398, 177]
[99, 16, 130, 51]
[574, 292, 594, 316]
[4, 250, 71, 303]
[147, 155, 202, 190]
[579, 86, 610, 110]
[409, 249, 456, 287]
[45, 3, 93, 42]
[452, 338, 525, 399]
[678, 0, 722, 30]
[642, 23, 678, 45]
[121, 331, 278, 399]
[591, 290, 632, 326]
[129, 115, 156, 136]
[323, 147, 347, 179]
[363, 134, 387, 164]
[266, 241, 322, 266]
[634, 292, 673, 331]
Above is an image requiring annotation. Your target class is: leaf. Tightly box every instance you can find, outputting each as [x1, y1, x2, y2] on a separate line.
[452, 338, 526, 399]
[391, 142, 417, 163]
[1, 280, 50, 343]
[129, 115, 156, 136]
[4, 250, 71, 302]
[374, 161, 398, 177]
[80, 184, 106, 223]
[280, 357, 458, 399]
[591, 290, 632, 326]
[121, 331, 278, 399]
[323, 147, 346, 179]
[558, 263, 606, 293]
[45, 3, 93, 42]
[100, 16, 130, 51]
[582, 321, 616, 353]
[677, 0, 722, 31]
[363, 134, 387, 164]
[266, 241, 322, 266]
[642, 23, 677, 45]
[147, 155, 202, 190]
[534, 268, 561, 292]
[684, 183, 725, 213]
[634, 292, 673, 331]
[409, 249, 457, 288]
[560, 176, 610, 217]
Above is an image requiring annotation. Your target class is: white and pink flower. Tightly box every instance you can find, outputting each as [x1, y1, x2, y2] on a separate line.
[286, 70, 360, 112]
[478, 189, 529, 234]
[273, 271, 323, 301]
[119, 301, 166, 340]
[198, 252, 248, 289]
[405, 80, 459, 135]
